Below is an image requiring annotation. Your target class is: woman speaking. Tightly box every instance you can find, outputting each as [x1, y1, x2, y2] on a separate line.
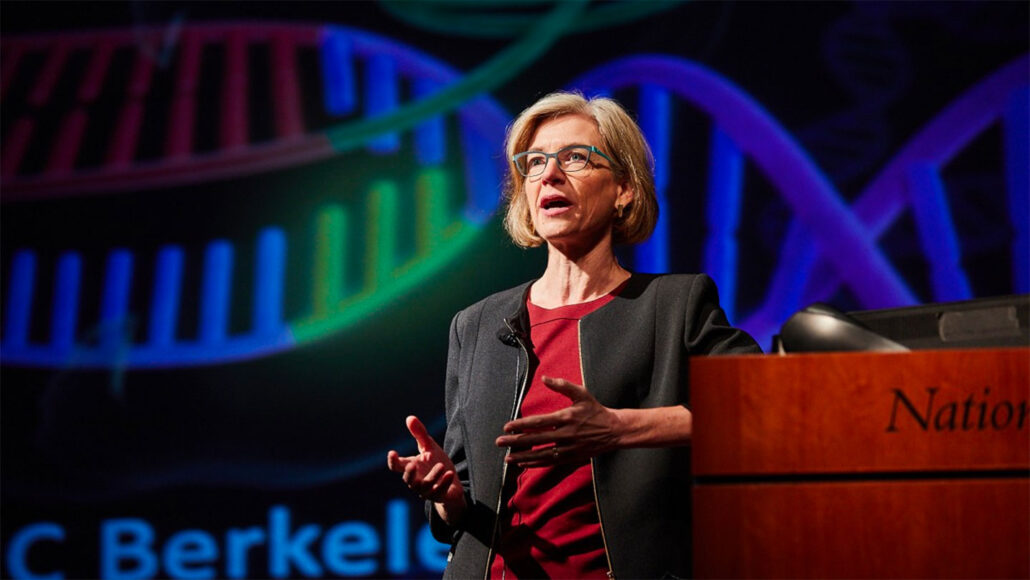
[388, 91, 760, 578]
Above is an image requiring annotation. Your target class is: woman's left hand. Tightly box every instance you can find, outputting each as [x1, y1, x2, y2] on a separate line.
[494, 376, 624, 467]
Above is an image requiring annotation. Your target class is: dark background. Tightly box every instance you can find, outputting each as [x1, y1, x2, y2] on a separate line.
[2, 1, 1027, 578]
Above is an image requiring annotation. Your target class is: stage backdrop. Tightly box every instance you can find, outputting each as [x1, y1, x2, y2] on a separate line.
[2, 1, 1027, 578]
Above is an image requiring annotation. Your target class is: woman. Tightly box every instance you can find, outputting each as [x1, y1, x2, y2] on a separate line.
[387, 91, 760, 578]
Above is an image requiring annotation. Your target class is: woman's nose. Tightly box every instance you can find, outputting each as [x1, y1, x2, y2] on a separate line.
[539, 156, 565, 183]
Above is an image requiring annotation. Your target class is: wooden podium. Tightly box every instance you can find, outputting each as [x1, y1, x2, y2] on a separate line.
[691, 348, 1030, 579]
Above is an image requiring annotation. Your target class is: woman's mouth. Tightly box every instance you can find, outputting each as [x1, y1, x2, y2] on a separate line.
[539, 195, 573, 215]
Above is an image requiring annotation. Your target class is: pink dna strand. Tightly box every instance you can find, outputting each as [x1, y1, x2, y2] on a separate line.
[3, 24, 324, 197]
[572, 54, 1029, 346]
[0, 22, 505, 204]
[1, 23, 508, 368]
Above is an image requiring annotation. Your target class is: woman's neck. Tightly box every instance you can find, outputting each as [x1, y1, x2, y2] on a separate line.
[531, 243, 630, 308]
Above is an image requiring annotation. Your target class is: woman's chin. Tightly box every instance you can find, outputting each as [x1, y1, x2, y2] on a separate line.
[538, 226, 577, 245]
[542, 229, 612, 254]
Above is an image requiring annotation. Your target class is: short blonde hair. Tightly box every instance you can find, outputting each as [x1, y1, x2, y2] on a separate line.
[502, 91, 658, 248]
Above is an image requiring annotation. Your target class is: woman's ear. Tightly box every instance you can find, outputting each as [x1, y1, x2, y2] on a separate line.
[616, 182, 635, 212]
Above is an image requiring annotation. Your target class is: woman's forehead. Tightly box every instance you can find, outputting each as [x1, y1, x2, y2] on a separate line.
[527, 114, 601, 150]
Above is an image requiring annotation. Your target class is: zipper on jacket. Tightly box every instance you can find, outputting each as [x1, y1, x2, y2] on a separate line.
[484, 318, 531, 579]
[590, 459, 616, 580]
[580, 320, 616, 580]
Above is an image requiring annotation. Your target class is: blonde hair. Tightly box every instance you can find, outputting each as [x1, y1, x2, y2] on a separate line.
[502, 91, 658, 248]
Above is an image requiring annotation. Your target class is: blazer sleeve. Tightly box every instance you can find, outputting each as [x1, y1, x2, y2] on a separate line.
[684, 274, 763, 355]
[426, 310, 473, 543]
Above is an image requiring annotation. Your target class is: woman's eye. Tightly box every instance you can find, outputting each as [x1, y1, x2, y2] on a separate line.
[528, 156, 546, 166]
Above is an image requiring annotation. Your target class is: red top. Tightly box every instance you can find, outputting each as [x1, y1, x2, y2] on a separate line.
[490, 287, 623, 579]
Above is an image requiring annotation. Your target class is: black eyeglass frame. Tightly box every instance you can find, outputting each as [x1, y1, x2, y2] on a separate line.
[511, 145, 616, 178]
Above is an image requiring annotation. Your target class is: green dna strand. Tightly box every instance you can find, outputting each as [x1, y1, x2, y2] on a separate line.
[1, 23, 512, 368]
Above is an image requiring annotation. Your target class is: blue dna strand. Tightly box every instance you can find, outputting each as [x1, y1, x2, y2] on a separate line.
[571, 54, 1029, 347]
[799, 3, 911, 184]
[1, 24, 509, 369]
[2, 28, 1026, 368]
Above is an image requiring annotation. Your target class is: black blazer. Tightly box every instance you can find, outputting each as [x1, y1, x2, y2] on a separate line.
[429, 273, 761, 579]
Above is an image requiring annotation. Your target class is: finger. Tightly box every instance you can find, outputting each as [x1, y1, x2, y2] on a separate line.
[426, 470, 456, 501]
[496, 430, 563, 448]
[402, 461, 421, 486]
[417, 463, 448, 495]
[507, 445, 568, 466]
[414, 463, 451, 499]
[508, 452, 558, 468]
[387, 450, 415, 473]
[420, 462, 445, 490]
[541, 375, 589, 402]
[503, 411, 565, 435]
[405, 415, 438, 453]
[409, 467, 437, 496]
[513, 459, 551, 468]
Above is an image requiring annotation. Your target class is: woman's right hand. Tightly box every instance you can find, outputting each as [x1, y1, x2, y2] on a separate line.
[387, 415, 467, 525]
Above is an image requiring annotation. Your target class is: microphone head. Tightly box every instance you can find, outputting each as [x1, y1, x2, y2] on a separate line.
[779, 302, 908, 353]
[496, 328, 519, 346]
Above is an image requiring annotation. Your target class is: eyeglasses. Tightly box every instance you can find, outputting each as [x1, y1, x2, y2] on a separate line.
[511, 145, 615, 178]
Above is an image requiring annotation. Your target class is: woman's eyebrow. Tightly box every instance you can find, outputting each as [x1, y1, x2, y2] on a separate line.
[525, 142, 586, 152]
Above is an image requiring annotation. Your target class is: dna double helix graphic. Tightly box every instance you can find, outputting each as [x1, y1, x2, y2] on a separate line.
[2, 21, 1026, 369]
[571, 54, 1029, 346]
[1, 15, 1026, 494]
[1, 23, 509, 369]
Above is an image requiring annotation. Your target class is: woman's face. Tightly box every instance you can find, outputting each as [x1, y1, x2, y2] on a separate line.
[522, 114, 634, 252]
